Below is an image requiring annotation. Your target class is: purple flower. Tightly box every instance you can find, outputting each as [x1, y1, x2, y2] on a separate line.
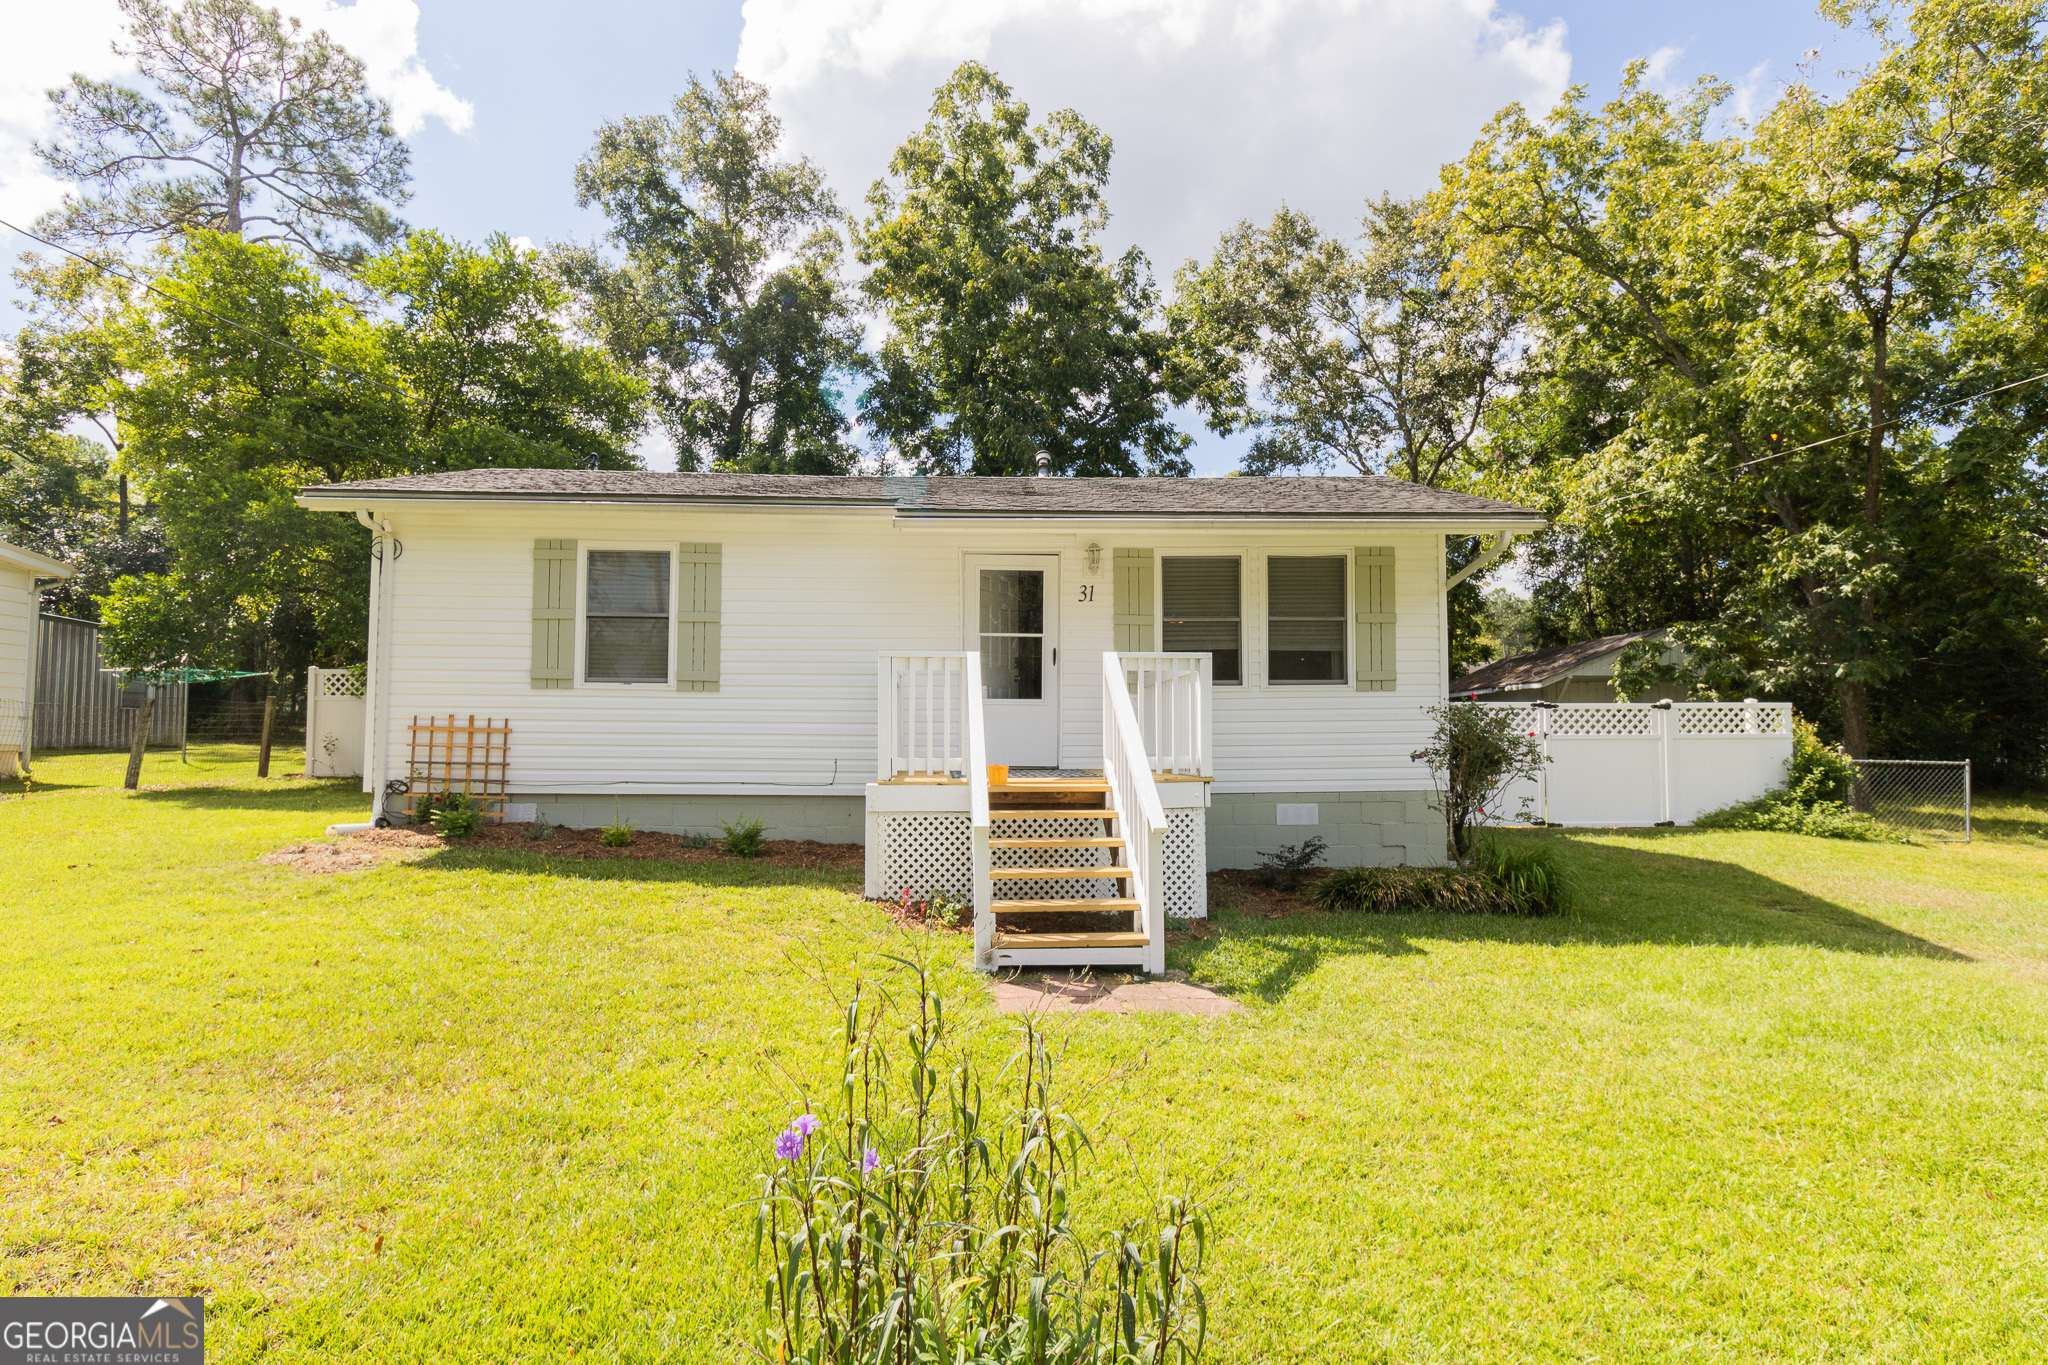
[793, 1113, 822, 1137]
[773, 1130, 804, 1161]
[862, 1147, 881, 1174]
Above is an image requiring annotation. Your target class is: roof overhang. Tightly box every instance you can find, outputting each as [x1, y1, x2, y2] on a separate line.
[0, 541, 74, 578]
[295, 490, 900, 515]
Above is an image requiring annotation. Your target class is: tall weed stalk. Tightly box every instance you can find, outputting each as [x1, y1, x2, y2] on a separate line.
[752, 958, 1209, 1363]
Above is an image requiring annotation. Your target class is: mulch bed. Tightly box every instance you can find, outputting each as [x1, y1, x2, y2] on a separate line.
[1204, 867, 1329, 919]
[339, 823, 866, 870]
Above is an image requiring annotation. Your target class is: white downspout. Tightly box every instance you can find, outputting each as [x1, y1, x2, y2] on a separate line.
[353, 509, 392, 820]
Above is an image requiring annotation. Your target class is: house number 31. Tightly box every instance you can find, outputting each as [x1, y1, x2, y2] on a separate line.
[1077, 584, 1095, 602]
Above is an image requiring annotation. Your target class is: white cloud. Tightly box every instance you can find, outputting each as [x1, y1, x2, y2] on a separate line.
[0, 0, 468, 233]
[736, 0, 1572, 273]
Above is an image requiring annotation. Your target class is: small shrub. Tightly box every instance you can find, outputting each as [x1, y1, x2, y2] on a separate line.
[1694, 715, 1898, 841]
[1411, 701, 1549, 856]
[428, 790, 484, 839]
[751, 958, 1211, 1363]
[1254, 835, 1327, 891]
[676, 831, 717, 849]
[599, 821, 633, 848]
[1466, 834, 1572, 915]
[525, 820, 555, 841]
[720, 812, 768, 858]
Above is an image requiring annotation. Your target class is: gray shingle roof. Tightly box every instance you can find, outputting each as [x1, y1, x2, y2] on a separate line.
[1452, 630, 1661, 695]
[299, 469, 1543, 520]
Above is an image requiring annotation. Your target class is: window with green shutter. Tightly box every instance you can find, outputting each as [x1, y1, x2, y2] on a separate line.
[1112, 548, 1154, 652]
[1162, 556, 1242, 683]
[1267, 555, 1347, 684]
[531, 539, 577, 689]
[1354, 546, 1395, 692]
[675, 543, 721, 692]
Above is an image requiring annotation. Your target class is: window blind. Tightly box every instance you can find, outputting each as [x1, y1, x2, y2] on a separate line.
[1268, 555, 1346, 683]
[586, 550, 670, 683]
[1162, 556, 1241, 684]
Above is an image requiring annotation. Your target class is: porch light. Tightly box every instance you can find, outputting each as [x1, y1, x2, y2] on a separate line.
[1085, 542, 1102, 574]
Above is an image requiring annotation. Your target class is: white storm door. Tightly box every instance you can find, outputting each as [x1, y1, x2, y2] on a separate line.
[965, 555, 1061, 767]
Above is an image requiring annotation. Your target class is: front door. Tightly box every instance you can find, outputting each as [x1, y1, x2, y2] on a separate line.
[965, 555, 1060, 767]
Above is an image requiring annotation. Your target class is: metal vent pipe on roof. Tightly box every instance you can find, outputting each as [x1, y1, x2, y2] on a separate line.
[1035, 451, 1051, 477]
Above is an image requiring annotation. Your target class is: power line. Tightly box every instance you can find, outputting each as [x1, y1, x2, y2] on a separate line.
[0, 216, 612, 468]
[1573, 364, 2048, 518]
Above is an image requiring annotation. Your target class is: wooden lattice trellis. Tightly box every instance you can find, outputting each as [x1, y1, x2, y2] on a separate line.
[406, 714, 511, 821]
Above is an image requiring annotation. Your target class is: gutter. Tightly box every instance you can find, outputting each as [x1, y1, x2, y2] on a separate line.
[1446, 529, 1530, 589]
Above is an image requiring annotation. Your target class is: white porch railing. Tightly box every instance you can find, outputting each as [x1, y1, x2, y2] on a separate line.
[1118, 652, 1213, 777]
[877, 652, 973, 779]
[965, 654, 993, 968]
[1103, 652, 1169, 975]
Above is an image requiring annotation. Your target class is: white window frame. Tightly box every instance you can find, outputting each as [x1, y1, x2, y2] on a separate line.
[1260, 548, 1352, 689]
[576, 543, 678, 688]
[1156, 552, 1246, 687]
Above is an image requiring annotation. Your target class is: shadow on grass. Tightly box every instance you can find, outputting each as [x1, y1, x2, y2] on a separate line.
[1181, 834, 1971, 1006]
[413, 844, 864, 890]
[124, 780, 360, 812]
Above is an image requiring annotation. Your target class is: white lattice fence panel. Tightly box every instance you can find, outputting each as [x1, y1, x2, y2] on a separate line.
[1677, 703, 1790, 736]
[318, 669, 366, 698]
[1164, 809, 1208, 919]
[1548, 705, 1656, 737]
[879, 814, 972, 901]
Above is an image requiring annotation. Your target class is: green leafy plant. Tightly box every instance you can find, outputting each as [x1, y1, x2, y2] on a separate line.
[525, 819, 555, 841]
[428, 789, 484, 839]
[1411, 702, 1549, 856]
[1465, 834, 1572, 915]
[1695, 717, 1897, 841]
[720, 813, 768, 858]
[677, 831, 717, 849]
[1253, 836, 1327, 891]
[752, 957, 1211, 1362]
[599, 821, 634, 849]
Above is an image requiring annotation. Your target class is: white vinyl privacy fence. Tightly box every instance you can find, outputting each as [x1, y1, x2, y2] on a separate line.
[304, 666, 366, 779]
[1482, 701, 1795, 827]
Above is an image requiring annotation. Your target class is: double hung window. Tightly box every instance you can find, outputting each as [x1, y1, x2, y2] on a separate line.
[1161, 557, 1242, 684]
[585, 550, 671, 683]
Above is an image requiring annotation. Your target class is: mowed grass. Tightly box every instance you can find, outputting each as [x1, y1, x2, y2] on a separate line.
[5, 751, 2048, 1361]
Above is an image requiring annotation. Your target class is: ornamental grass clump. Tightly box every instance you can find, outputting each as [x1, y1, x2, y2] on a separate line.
[1313, 836, 1568, 917]
[752, 959, 1211, 1364]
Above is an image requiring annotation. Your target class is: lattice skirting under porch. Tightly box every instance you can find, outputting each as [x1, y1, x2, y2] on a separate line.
[872, 807, 1208, 919]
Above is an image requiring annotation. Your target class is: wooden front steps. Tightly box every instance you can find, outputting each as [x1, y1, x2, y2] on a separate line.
[994, 931, 1147, 950]
[992, 897, 1140, 913]
[991, 865, 1133, 881]
[984, 776, 1149, 966]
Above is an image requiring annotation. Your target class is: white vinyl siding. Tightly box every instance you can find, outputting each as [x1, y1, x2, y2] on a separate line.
[367, 511, 1453, 796]
[0, 565, 32, 711]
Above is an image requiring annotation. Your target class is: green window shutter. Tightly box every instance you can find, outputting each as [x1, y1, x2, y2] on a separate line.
[1113, 548, 1155, 652]
[676, 543, 721, 692]
[1355, 547, 1396, 692]
[531, 539, 577, 690]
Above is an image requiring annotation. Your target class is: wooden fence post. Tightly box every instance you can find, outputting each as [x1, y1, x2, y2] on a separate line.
[257, 693, 277, 778]
[123, 693, 155, 790]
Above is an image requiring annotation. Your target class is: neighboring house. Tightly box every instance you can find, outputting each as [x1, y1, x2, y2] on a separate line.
[297, 469, 1543, 970]
[0, 540, 73, 777]
[1453, 629, 1687, 704]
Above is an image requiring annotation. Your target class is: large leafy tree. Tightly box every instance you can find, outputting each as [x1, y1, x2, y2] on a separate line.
[1173, 196, 1519, 484]
[9, 230, 643, 677]
[857, 63, 1190, 477]
[35, 0, 409, 268]
[1445, 0, 2048, 772]
[560, 72, 862, 473]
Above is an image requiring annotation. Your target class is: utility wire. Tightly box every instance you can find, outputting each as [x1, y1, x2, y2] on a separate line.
[0, 216, 610, 468]
[1576, 364, 2048, 518]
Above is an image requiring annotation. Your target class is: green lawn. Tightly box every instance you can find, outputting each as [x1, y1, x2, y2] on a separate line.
[5, 750, 2048, 1361]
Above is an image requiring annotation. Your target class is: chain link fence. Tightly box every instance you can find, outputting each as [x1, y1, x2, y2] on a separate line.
[1851, 759, 1972, 842]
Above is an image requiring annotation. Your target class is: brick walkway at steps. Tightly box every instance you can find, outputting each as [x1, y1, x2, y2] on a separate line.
[990, 970, 1242, 1016]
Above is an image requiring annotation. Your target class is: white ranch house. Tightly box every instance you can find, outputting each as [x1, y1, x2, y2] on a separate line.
[1, 539, 73, 778]
[297, 469, 1545, 972]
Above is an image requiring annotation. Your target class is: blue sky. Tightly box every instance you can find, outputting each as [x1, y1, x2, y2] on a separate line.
[3, 0, 1876, 473]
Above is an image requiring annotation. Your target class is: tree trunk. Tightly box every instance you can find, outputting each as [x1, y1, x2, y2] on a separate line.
[118, 473, 130, 535]
[257, 693, 277, 778]
[123, 694, 155, 791]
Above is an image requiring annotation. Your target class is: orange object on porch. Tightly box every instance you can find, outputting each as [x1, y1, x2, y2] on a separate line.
[988, 764, 1009, 787]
